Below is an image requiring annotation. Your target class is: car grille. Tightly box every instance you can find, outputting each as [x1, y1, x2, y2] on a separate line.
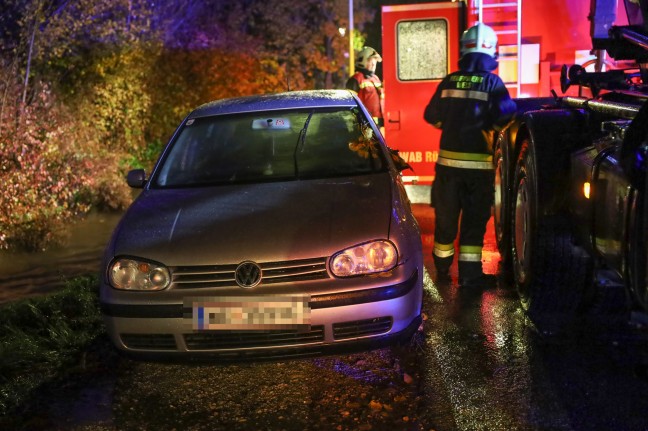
[170, 257, 329, 289]
[119, 319, 394, 352]
[121, 334, 177, 350]
[184, 325, 325, 350]
[333, 317, 393, 340]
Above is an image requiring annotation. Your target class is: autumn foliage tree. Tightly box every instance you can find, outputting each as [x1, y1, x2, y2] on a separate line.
[0, 0, 375, 250]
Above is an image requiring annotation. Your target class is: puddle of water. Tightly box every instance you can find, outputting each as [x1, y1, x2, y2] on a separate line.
[0, 211, 123, 303]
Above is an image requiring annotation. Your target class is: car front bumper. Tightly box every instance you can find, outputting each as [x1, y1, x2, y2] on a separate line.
[100, 270, 422, 360]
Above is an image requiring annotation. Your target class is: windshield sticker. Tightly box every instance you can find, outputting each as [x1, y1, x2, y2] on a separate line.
[252, 118, 291, 130]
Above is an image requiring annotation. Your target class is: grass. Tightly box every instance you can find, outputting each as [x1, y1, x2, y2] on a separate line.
[0, 275, 107, 418]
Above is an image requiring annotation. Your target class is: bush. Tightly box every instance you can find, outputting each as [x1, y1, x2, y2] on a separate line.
[0, 275, 105, 418]
[0, 84, 95, 251]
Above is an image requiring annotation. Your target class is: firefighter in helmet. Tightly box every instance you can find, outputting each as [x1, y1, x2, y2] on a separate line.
[346, 46, 385, 128]
[424, 23, 517, 287]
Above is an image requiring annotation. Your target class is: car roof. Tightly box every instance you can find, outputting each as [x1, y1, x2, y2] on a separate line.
[189, 89, 360, 118]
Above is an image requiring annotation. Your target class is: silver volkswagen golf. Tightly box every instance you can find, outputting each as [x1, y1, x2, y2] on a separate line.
[100, 90, 423, 360]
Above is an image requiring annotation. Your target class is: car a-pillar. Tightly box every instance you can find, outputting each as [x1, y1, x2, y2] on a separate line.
[510, 108, 592, 334]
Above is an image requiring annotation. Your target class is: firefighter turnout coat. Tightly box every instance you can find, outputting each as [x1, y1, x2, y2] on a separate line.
[347, 67, 385, 127]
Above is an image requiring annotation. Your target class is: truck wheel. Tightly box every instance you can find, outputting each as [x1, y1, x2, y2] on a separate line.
[628, 189, 648, 311]
[493, 134, 512, 272]
[623, 101, 648, 311]
[511, 139, 590, 333]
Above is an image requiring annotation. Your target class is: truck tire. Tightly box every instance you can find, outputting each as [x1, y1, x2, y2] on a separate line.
[511, 139, 591, 333]
[628, 173, 648, 311]
[496, 98, 557, 276]
[623, 100, 648, 311]
[493, 133, 512, 271]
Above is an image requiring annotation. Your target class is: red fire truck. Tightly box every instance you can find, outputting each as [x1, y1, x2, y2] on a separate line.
[383, 0, 648, 335]
[381, 0, 628, 201]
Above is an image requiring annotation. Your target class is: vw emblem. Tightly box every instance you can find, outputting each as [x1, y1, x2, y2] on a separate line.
[235, 261, 262, 288]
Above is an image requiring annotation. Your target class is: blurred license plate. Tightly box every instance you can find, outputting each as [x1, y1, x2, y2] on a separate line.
[184, 295, 311, 330]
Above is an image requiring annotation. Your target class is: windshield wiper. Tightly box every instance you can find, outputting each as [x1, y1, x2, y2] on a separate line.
[294, 110, 314, 175]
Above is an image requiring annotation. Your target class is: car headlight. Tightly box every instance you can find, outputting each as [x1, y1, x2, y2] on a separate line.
[108, 258, 171, 291]
[330, 240, 398, 277]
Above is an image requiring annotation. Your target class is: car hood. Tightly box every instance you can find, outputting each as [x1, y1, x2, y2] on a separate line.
[109, 174, 394, 265]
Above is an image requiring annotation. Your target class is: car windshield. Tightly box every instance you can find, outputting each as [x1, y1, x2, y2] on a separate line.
[153, 108, 387, 187]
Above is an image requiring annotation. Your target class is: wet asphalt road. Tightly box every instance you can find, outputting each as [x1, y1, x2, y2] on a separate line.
[14, 205, 648, 430]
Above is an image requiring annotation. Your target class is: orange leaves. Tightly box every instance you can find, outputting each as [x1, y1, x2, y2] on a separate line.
[348, 123, 380, 159]
[0, 85, 94, 251]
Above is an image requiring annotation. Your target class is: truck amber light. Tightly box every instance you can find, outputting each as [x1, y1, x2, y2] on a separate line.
[583, 182, 591, 199]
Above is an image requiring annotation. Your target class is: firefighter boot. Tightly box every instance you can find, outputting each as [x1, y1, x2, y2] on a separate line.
[458, 260, 497, 289]
[432, 243, 453, 283]
[433, 258, 452, 283]
[460, 273, 497, 289]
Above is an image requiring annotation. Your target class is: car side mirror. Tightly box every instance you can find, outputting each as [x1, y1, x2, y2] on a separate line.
[126, 169, 147, 188]
[388, 148, 413, 172]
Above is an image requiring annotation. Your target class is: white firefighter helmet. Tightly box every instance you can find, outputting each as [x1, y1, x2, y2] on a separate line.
[356, 46, 382, 69]
[460, 23, 498, 57]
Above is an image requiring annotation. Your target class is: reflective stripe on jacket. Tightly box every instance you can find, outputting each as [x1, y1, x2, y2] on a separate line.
[436, 149, 494, 170]
[423, 53, 516, 164]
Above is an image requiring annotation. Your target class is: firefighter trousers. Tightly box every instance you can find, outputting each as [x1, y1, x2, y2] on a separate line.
[431, 167, 494, 280]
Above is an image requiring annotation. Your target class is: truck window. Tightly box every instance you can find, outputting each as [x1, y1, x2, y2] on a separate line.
[396, 19, 448, 81]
